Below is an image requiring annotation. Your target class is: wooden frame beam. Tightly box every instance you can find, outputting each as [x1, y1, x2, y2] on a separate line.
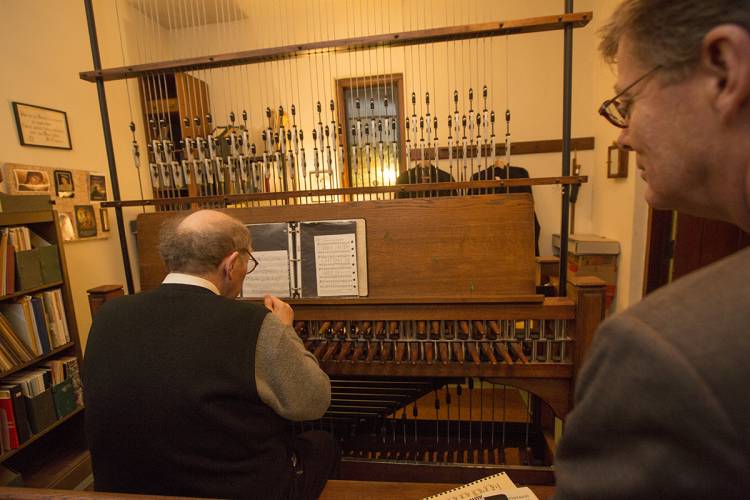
[100, 175, 587, 208]
[409, 136, 595, 160]
[80, 12, 592, 82]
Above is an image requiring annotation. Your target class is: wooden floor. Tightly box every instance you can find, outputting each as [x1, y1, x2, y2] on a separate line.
[319, 480, 555, 500]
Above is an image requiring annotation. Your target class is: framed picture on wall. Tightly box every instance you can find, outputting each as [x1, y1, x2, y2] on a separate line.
[12, 102, 72, 150]
[100, 208, 110, 232]
[607, 142, 629, 179]
[89, 174, 107, 201]
[54, 170, 75, 198]
[13, 168, 50, 193]
[74, 205, 97, 238]
[59, 212, 76, 241]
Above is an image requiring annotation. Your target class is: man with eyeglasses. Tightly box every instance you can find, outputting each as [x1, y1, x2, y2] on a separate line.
[85, 209, 338, 500]
[554, 1, 750, 498]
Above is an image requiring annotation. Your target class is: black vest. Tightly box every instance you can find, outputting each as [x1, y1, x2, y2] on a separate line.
[84, 284, 292, 499]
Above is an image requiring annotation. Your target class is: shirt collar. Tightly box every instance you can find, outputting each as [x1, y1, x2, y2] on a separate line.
[162, 273, 220, 295]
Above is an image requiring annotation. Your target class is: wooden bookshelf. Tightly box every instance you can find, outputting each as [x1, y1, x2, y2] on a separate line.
[0, 282, 64, 303]
[0, 343, 75, 379]
[0, 208, 85, 489]
[0, 408, 83, 463]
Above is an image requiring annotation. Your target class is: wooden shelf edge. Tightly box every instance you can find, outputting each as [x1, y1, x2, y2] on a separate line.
[0, 407, 84, 463]
[0, 212, 54, 227]
[0, 282, 64, 302]
[0, 343, 76, 379]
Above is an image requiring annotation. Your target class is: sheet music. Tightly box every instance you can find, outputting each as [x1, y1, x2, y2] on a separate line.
[422, 472, 520, 500]
[242, 250, 291, 298]
[314, 233, 358, 296]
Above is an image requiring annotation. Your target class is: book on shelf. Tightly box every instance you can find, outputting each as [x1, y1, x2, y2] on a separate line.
[0, 289, 70, 369]
[4, 368, 56, 434]
[0, 299, 40, 356]
[0, 225, 62, 296]
[1, 384, 30, 446]
[241, 219, 368, 299]
[58, 356, 82, 407]
[0, 312, 34, 363]
[0, 389, 19, 451]
[0, 231, 15, 297]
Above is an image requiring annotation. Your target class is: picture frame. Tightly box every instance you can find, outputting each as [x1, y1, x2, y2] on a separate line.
[74, 205, 97, 238]
[58, 212, 76, 242]
[89, 174, 107, 201]
[54, 169, 75, 198]
[13, 168, 51, 193]
[12, 102, 72, 150]
[100, 208, 110, 232]
[607, 142, 629, 179]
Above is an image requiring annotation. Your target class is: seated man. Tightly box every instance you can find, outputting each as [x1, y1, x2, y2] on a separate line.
[396, 161, 458, 198]
[84, 209, 337, 500]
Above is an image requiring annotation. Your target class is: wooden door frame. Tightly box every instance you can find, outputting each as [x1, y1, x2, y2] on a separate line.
[643, 208, 673, 296]
[335, 74, 406, 188]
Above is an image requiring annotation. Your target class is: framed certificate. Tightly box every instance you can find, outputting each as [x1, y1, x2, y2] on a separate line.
[12, 102, 72, 150]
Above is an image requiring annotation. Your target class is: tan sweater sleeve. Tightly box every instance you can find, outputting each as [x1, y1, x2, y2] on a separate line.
[254, 314, 331, 421]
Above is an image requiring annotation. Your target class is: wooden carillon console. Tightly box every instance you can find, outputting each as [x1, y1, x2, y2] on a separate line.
[135, 194, 605, 485]
[81, 0, 599, 487]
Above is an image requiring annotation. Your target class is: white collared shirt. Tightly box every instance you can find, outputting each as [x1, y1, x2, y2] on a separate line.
[162, 272, 220, 296]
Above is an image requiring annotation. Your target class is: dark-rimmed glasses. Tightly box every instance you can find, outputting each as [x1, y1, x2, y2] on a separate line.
[599, 66, 662, 128]
[238, 248, 259, 274]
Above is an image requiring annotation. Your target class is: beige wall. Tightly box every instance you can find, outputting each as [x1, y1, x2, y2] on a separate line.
[1, 1, 128, 350]
[1, 0, 646, 349]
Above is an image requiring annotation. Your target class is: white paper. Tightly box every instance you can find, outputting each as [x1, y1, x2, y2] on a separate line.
[242, 250, 291, 298]
[314, 233, 358, 296]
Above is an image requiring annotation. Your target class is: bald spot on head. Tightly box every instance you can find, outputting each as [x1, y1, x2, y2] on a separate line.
[158, 210, 251, 275]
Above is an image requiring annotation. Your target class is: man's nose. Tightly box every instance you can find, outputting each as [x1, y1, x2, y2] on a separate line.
[617, 127, 633, 152]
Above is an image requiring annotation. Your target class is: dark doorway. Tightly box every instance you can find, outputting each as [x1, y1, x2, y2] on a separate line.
[644, 210, 750, 294]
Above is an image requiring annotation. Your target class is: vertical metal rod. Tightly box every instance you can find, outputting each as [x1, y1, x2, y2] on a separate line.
[559, 0, 573, 296]
[84, 0, 135, 294]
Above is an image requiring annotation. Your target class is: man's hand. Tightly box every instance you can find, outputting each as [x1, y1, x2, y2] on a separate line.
[264, 294, 294, 326]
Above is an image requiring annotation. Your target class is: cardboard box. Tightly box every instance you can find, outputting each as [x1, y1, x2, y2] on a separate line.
[553, 234, 619, 313]
[552, 233, 620, 255]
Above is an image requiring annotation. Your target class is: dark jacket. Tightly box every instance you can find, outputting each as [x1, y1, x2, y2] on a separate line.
[84, 284, 293, 499]
[554, 247, 750, 499]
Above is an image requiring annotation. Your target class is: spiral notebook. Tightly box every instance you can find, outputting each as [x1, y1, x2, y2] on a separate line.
[422, 472, 538, 500]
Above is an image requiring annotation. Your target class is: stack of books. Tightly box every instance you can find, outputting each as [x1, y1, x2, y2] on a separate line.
[0, 290, 70, 372]
[0, 356, 82, 453]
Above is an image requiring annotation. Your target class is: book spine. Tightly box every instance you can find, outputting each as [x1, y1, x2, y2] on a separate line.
[0, 394, 19, 449]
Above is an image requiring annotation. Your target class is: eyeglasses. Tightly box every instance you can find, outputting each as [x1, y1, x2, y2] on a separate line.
[599, 66, 662, 128]
[238, 248, 259, 274]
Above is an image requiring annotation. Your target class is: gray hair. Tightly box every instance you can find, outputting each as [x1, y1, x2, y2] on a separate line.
[600, 0, 750, 80]
[158, 211, 251, 275]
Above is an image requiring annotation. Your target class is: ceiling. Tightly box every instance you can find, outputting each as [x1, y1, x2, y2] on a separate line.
[127, 0, 248, 29]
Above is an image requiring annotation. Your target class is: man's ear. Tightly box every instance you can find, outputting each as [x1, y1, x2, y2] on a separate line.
[702, 25, 750, 121]
[221, 251, 240, 276]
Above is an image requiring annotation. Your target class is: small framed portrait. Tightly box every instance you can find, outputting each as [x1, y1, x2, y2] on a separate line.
[99, 208, 110, 232]
[89, 174, 107, 201]
[13, 168, 50, 193]
[54, 170, 75, 198]
[74, 205, 97, 238]
[607, 142, 629, 179]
